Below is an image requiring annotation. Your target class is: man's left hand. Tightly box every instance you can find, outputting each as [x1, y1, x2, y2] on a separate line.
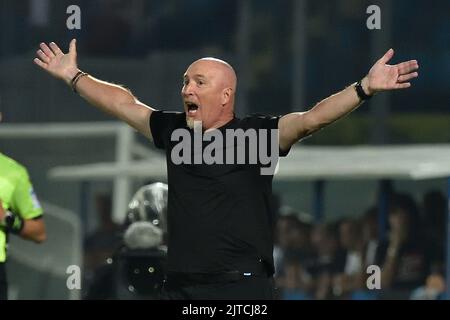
[363, 48, 419, 95]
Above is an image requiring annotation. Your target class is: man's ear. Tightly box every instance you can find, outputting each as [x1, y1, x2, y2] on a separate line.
[221, 88, 232, 105]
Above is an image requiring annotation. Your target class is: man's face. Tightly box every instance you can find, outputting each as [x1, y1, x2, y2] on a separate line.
[181, 60, 227, 130]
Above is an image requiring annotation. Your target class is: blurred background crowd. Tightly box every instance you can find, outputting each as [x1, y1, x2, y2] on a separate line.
[273, 190, 447, 300]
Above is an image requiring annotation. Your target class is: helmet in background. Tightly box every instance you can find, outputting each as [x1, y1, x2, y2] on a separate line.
[123, 182, 168, 250]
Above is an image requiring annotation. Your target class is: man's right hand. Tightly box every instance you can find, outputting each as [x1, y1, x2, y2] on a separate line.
[33, 38, 154, 139]
[33, 39, 79, 86]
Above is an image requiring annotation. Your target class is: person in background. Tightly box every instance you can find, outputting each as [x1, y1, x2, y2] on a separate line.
[380, 193, 430, 299]
[0, 151, 47, 300]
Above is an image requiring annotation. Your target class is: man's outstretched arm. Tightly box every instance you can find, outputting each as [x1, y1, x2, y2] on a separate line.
[33, 39, 154, 139]
[278, 49, 419, 151]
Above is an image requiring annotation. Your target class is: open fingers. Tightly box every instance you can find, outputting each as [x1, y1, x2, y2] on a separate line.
[398, 72, 418, 83]
[394, 82, 411, 90]
[39, 42, 55, 58]
[49, 42, 63, 56]
[397, 60, 419, 75]
[33, 57, 48, 69]
[36, 49, 50, 63]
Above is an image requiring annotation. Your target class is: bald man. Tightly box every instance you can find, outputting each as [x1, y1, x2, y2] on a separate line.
[34, 40, 418, 300]
[182, 57, 236, 130]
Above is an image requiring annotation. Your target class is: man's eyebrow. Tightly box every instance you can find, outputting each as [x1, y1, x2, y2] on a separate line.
[184, 74, 207, 80]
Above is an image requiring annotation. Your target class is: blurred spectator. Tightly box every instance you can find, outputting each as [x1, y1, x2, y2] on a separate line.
[331, 218, 364, 299]
[345, 207, 389, 300]
[380, 193, 430, 299]
[308, 222, 346, 300]
[273, 212, 313, 299]
[408, 190, 448, 300]
[279, 250, 313, 300]
[273, 211, 311, 276]
[361, 207, 388, 267]
[410, 266, 446, 300]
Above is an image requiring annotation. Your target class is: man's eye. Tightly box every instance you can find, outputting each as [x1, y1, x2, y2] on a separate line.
[198, 80, 205, 86]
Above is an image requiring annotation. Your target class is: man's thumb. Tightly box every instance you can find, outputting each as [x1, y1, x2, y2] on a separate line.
[379, 48, 394, 64]
[69, 38, 77, 55]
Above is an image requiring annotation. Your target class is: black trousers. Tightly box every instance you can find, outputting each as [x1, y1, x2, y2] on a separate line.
[0, 263, 7, 300]
[160, 275, 275, 300]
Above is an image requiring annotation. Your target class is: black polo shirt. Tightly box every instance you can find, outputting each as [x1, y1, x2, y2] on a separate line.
[150, 111, 289, 275]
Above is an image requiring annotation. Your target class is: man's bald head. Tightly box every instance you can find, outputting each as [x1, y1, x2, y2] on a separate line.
[189, 57, 237, 92]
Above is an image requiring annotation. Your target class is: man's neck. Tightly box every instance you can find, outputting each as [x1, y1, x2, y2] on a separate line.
[205, 114, 235, 132]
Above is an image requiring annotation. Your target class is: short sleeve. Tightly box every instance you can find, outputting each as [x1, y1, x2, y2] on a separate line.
[244, 114, 291, 157]
[150, 110, 181, 150]
[11, 169, 43, 220]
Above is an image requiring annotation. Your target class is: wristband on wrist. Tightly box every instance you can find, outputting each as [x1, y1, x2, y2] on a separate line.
[70, 71, 89, 94]
[354, 79, 373, 101]
[4, 211, 24, 234]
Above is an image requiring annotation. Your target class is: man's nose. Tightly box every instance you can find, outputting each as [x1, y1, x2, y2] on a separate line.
[182, 83, 195, 97]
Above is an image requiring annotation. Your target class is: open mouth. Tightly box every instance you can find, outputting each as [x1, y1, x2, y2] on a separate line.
[185, 102, 199, 117]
